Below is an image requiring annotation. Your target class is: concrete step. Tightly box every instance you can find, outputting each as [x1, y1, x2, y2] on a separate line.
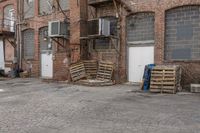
[191, 84, 200, 93]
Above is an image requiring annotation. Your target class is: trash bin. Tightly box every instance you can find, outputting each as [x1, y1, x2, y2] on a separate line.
[0, 69, 4, 77]
[142, 64, 155, 91]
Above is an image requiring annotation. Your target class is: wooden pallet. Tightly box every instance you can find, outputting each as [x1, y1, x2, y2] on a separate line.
[69, 62, 86, 82]
[150, 65, 181, 94]
[83, 60, 98, 79]
[96, 61, 114, 80]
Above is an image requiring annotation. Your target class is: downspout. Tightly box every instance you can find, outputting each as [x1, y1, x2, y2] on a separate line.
[19, 0, 23, 68]
[16, 0, 20, 67]
[112, 0, 121, 83]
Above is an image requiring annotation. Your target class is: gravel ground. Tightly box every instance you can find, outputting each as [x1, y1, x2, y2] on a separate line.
[0, 78, 199, 133]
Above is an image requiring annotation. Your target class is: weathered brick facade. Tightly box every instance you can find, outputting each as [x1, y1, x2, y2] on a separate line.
[21, 0, 87, 80]
[3, 0, 198, 88]
[87, 0, 200, 88]
[0, 0, 17, 70]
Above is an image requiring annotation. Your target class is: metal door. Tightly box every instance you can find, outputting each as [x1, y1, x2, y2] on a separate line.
[41, 52, 53, 78]
[128, 46, 154, 83]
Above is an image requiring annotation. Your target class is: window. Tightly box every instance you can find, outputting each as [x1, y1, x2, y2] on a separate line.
[26, 0, 33, 4]
[39, 0, 53, 15]
[3, 5, 15, 32]
[59, 0, 69, 11]
[165, 6, 200, 60]
[39, 27, 51, 51]
[127, 13, 155, 44]
[93, 39, 110, 49]
[23, 29, 35, 59]
[24, 0, 34, 18]
[91, 16, 118, 50]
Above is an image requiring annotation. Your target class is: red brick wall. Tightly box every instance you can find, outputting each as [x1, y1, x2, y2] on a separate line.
[88, 0, 200, 87]
[21, 0, 87, 79]
[0, 0, 17, 70]
[125, 0, 200, 88]
[87, 2, 127, 83]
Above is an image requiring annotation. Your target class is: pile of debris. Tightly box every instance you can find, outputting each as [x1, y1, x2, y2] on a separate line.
[69, 60, 114, 86]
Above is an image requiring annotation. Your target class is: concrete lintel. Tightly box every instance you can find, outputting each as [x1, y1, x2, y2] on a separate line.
[127, 40, 155, 45]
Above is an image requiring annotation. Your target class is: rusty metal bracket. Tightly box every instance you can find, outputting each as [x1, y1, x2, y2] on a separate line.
[51, 37, 66, 48]
[6, 38, 16, 48]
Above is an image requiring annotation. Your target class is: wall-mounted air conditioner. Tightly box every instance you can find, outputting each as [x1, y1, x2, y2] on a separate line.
[48, 21, 69, 38]
[88, 18, 110, 36]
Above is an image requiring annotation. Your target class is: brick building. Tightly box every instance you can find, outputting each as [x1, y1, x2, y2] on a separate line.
[18, 0, 87, 80]
[85, 0, 200, 88]
[0, 0, 17, 73]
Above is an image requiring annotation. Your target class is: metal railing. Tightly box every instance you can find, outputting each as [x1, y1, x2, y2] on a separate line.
[0, 18, 15, 33]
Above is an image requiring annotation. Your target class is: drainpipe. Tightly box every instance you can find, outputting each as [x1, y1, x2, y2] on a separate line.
[16, 0, 21, 67]
[18, 0, 23, 68]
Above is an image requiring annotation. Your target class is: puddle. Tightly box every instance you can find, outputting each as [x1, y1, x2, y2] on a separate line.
[0, 89, 4, 92]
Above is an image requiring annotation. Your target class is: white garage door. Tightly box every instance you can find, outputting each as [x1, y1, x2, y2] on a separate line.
[0, 40, 5, 70]
[41, 52, 53, 78]
[128, 46, 154, 83]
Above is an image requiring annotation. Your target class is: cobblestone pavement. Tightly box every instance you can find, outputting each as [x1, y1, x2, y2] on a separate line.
[0, 78, 200, 133]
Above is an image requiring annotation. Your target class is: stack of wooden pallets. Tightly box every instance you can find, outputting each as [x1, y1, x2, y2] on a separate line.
[83, 60, 98, 79]
[96, 61, 114, 81]
[150, 65, 181, 94]
[69, 60, 114, 86]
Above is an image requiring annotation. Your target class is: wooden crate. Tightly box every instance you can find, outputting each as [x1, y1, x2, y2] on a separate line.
[69, 62, 86, 82]
[96, 61, 114, 80]
[150, 65, 181, 94]
[83, 60, 98, 79]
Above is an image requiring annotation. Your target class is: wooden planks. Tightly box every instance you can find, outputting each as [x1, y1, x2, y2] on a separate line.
[83, 60, 98, 79]
[96, 61, 114, 81]
[150, 65, 182, 94]
[69, 62, 86, 82]
[69, 60, 114, 86]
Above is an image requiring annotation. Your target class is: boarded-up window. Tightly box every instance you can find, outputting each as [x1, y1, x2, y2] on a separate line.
[59, 0, 69, 11]
[165, 6, 200, 60]
[127, 13, 155, 44]
[24, 0, 34, 18]
[39, 27, 50, 51]
[39, 0, 53, 15]
[23, 29, 35, 59]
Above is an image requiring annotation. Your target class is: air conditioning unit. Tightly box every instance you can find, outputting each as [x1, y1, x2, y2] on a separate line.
[48, 21, 69, 38]
[88, 18, 110, 36]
